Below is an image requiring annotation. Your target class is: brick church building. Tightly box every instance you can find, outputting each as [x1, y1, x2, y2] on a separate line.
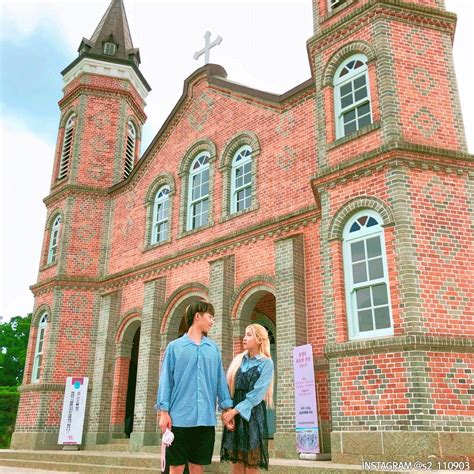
[12, 0, 473, 463]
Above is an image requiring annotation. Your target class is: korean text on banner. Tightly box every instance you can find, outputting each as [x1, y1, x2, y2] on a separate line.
[293, 344, 319, 453]
[58, 377, 89, 445]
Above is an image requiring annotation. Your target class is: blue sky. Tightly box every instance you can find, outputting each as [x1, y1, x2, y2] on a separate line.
[1, 27, 67, 140]
[0, 0, 473, 321]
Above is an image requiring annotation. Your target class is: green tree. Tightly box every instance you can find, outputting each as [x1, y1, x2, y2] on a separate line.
[0, 314, 32, 387]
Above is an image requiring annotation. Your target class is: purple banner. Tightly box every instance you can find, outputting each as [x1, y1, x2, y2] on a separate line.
[293, 344, 319, 453]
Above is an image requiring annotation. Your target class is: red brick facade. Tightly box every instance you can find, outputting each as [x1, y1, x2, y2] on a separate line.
[12, 0, 473, 463]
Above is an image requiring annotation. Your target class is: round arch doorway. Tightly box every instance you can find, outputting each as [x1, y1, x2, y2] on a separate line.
[237, 289, 277, 439]
[254, 312, 276, 438]
[125, 327, 140, 437]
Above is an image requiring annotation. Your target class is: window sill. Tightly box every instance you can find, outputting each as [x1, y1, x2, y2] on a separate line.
[327, 121, 380, 150]
[143, 238, 172, 253]
[40, 261, 58, 271]
[322, 0, 358, 23]
[219, 203, 259, 224]
[177, 221, 214, 240]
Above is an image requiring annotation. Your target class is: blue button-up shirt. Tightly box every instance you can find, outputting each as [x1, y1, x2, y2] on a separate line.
[234, 353, 274, 421]
[156, 334, 233, 427]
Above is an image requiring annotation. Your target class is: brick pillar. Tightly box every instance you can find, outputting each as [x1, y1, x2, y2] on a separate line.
[274, 234, 307, 458]
[110, 342, 132, 436]
[130, 277, 166, 449]
[208, 256, 235, 368]
[85, 290, 121, 446]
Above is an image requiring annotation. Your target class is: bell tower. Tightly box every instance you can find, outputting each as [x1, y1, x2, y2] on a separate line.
[54, 0, 150, 189]
[310, 0, 473, 464]
[11, 0, 150, 450]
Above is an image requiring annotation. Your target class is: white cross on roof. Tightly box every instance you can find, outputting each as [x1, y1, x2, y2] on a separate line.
[194, 31, 223, 65]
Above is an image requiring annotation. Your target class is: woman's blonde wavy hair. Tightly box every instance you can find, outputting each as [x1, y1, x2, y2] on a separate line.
[226, 323, 274, 408]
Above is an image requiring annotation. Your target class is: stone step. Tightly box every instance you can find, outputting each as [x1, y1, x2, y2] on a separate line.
[90, 443, 131, 452]
[0, 449, 369, 473]
[109, 438, 130, 444]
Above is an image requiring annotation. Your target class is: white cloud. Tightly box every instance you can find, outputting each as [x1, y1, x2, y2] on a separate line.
[0, 115, 53, 320]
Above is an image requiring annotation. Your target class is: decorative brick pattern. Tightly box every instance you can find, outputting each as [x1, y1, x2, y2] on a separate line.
[16, 0, 473, 461]
[408, 67, 436, 96]
[437, 278, 468, 320]
[405, 29, 433, 56]
[411, 107, 441, 138]
[188, 92, 214, 131]
[354, 360, 389, 405]
[275, 110, 296, 137]
[444, 359, 474, 406]
[276, 145, 296, 171]
[422, 176, 452, 210]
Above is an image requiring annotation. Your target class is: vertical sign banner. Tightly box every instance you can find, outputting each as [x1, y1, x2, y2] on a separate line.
[58, 377, 89, 445]
[293, 344, 319, 453]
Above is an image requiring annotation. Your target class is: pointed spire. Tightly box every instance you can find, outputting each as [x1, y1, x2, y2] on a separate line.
[78, 0, 140, 66]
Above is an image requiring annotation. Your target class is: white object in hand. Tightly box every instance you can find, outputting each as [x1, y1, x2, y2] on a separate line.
[161, 428, 175, 472]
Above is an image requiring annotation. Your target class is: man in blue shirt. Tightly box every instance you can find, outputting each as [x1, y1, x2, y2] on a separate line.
[156, 301, 233, 473]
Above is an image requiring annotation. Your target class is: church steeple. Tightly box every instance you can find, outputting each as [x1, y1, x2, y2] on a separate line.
[78, 0, 140, 66]
[61, 0, 150, 95]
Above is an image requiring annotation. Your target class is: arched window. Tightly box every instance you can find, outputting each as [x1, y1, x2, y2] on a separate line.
[124, 121, 137, 179]
[32, 313, 48, 382]
[47, 215, 61, 264]
[187, 152, 210, 231]
[58, 114, 76, 180]
[151, 186, 170, 244]
[343, 210, 393, 340]
[334, 54, 372, 139]
[329, 0, 347, 11]
[231, 145, 252, 213]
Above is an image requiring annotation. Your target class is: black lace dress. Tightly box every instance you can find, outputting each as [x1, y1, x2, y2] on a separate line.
[220, 365, 269, 470]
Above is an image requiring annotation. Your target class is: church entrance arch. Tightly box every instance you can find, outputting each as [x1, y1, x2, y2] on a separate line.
[125, 326, 140, 437]
[233, 284, 276, 438]
[160, 285, 208, 351]
[111, 315, 140, 438]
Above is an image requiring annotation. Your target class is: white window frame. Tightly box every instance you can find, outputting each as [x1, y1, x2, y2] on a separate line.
[343, 210, 393, 340]
[32, 313, 48, 383]
[187, 152, 210, 231]
[328, 0, 347, 10]
[151, 185, 170, 244]
[104, 42, 116, 55]
[47, 215, 61, 264]
[334, 54, 372, 139]
[231, 145, 253, 214]
[58, 114, 76, 180]
[124, 121, 136, 179]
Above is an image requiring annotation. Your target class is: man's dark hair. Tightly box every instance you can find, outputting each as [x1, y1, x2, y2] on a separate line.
[185, 300, 215, 328]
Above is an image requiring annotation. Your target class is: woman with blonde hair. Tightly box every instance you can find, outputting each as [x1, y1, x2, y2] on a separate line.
[220, 323, 274, 472]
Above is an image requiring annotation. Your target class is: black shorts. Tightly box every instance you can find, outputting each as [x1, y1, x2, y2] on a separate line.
[166, 426, 215, 466]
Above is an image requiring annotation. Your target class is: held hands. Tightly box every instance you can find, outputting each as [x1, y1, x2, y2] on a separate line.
[221, 408, 237, 432]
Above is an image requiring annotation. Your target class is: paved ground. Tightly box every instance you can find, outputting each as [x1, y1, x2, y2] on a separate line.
[0, 468, 79, 473]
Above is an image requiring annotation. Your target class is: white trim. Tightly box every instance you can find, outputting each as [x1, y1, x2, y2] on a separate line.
[187, 152, 210, 231]
[124, 121, 136, 179]
[47, 215, 61, 264]
[334, 54, 372, 139]
[151, 186, 170, 244]
[32, 313, 48, 383]
[328, 0, 347, 10]
[230, 145, 252, 214]
[63, 57, 149, 101]
[343, 210, 393, 340]
[58, 114, 76, 180]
